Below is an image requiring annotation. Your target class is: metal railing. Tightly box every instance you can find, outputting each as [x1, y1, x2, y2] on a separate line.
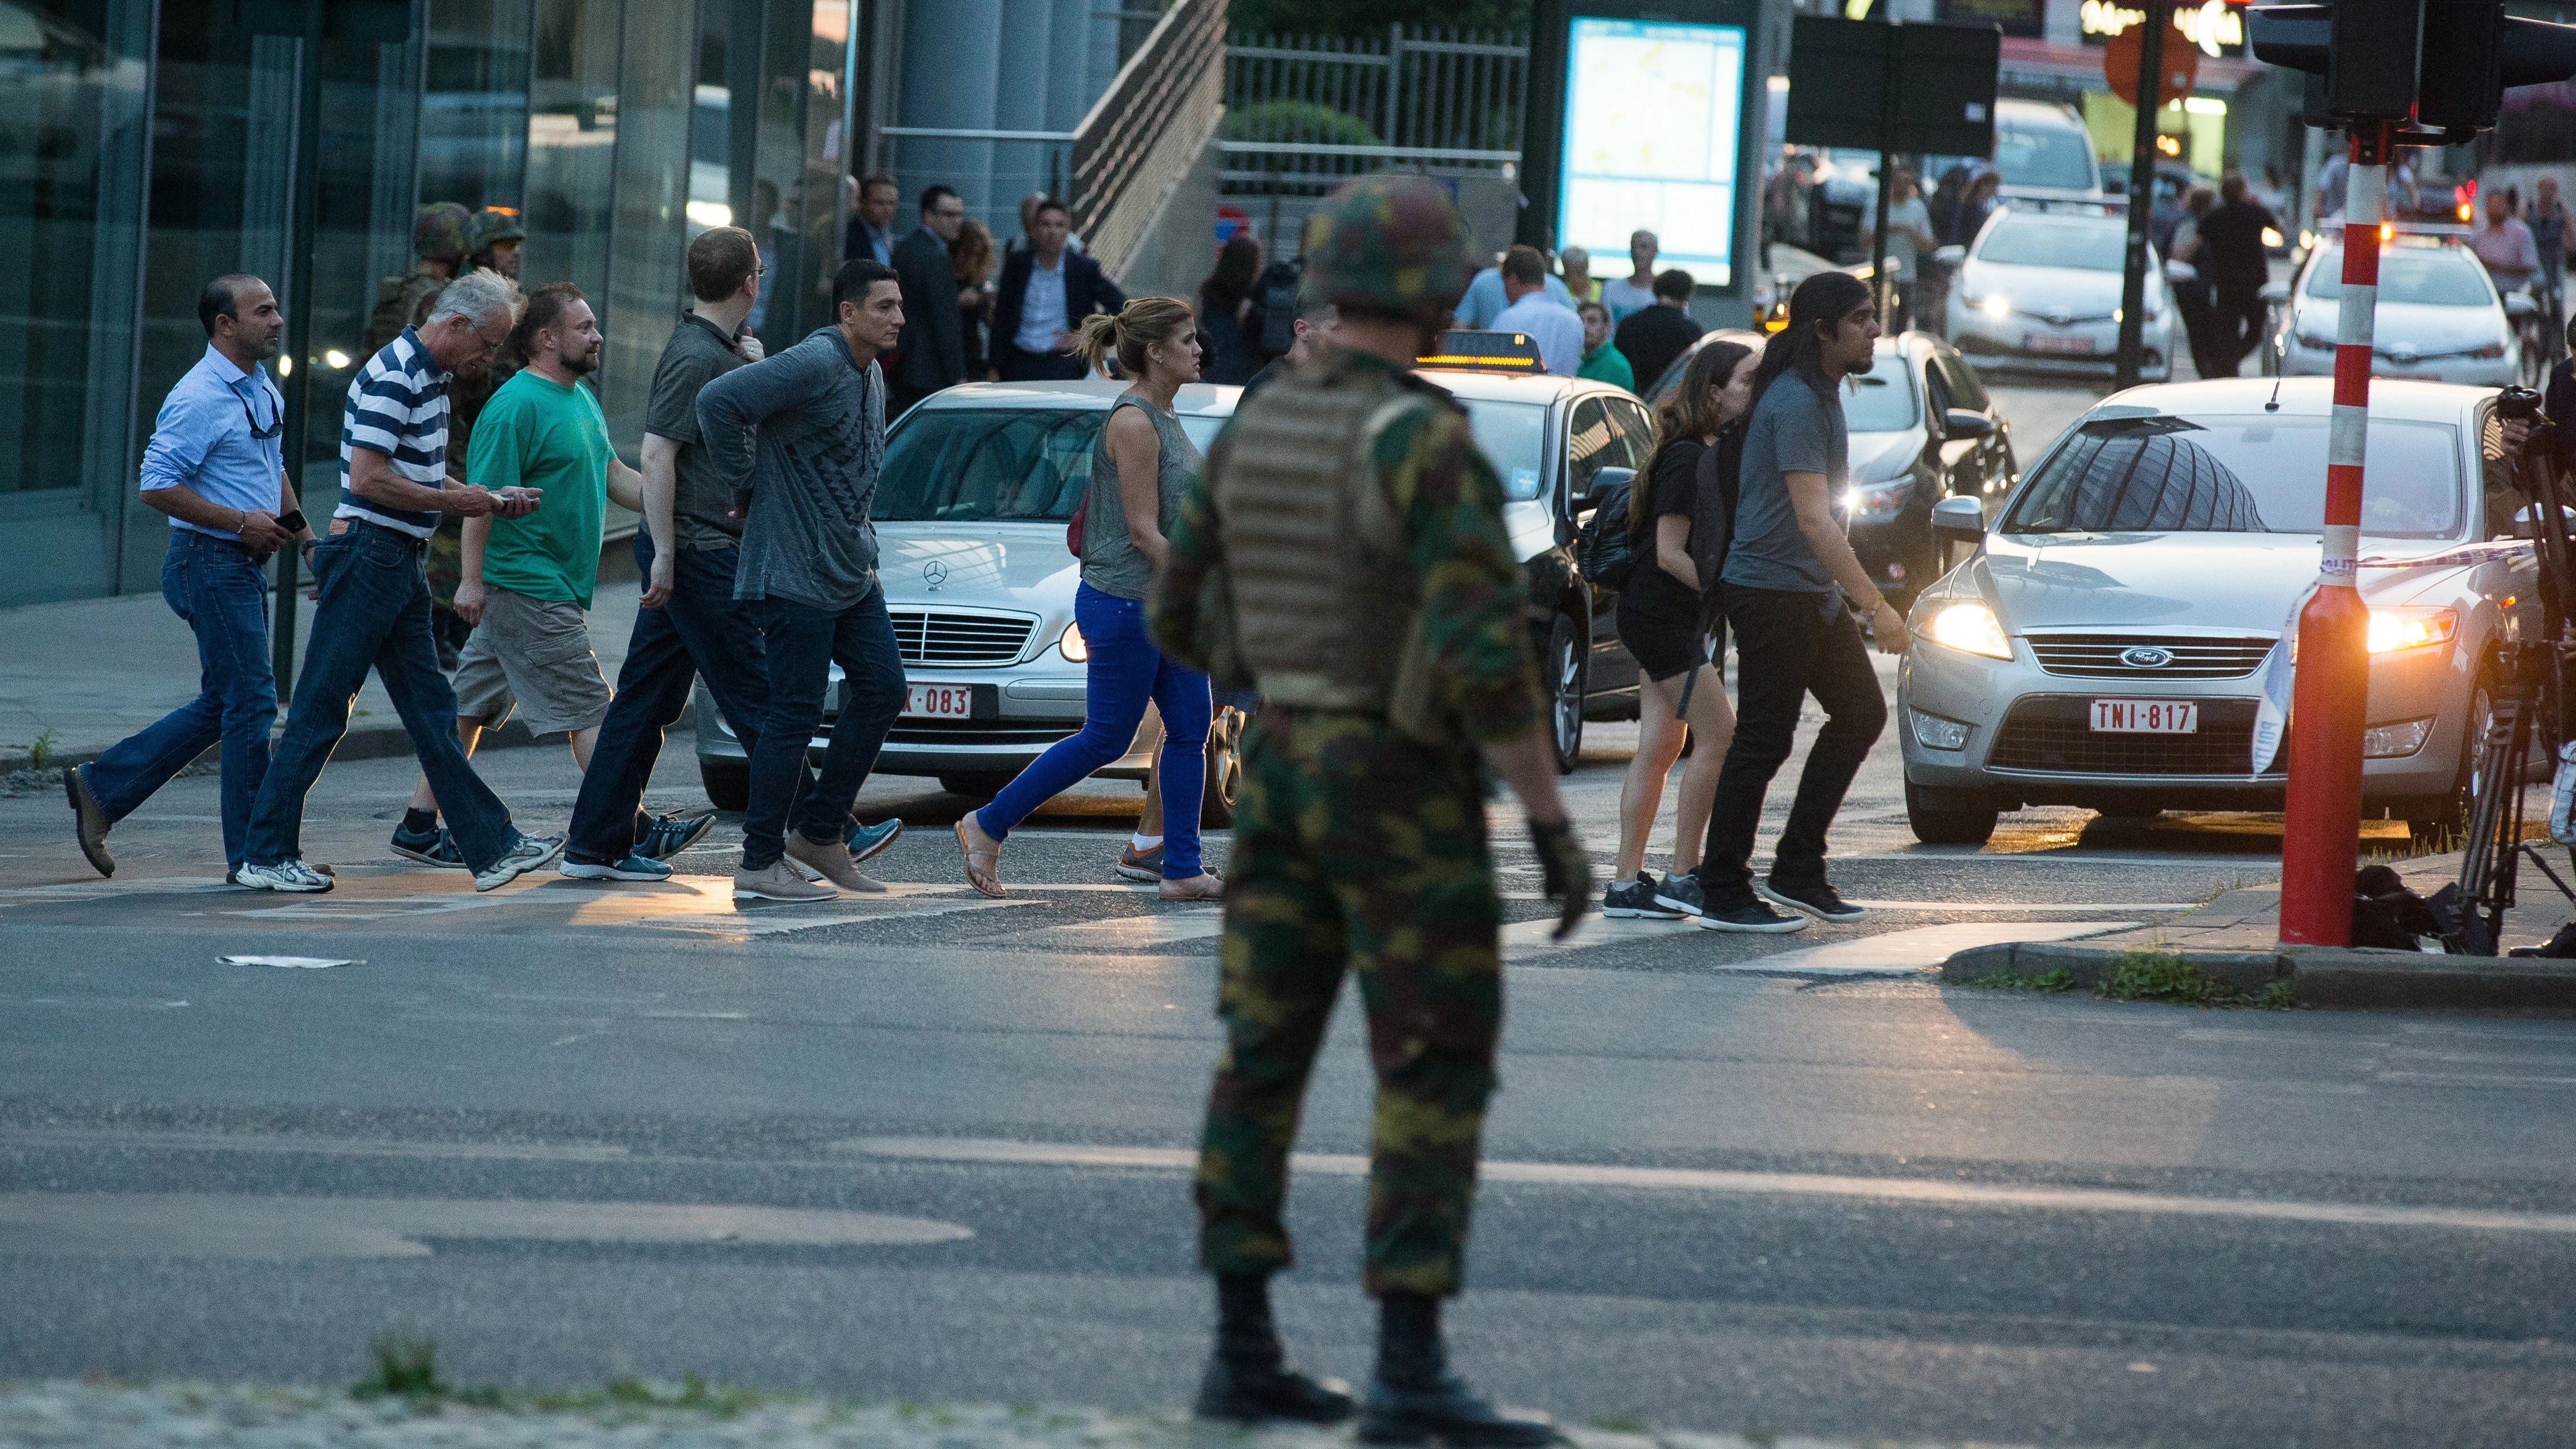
[1070, 0, 1228, 279]
[1221, 25, 1527, 194]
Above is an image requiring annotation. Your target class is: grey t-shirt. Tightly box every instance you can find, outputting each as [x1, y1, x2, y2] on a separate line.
[1081, 394, 1202, 602]
[645, 313, 750, 551]
[1723, 371, 1847, 614]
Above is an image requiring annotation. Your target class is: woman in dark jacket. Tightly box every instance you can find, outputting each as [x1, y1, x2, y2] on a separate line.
[1604, 338, 1756, 919]
[1195, 233, 1266, 385]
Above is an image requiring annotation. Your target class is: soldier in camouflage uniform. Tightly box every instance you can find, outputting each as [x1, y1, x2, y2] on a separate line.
[1150, 174, 1590, 1444]
[428, 208, 533, 659]
[365, 203, 472, 358]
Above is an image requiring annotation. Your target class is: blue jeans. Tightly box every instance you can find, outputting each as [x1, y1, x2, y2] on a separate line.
[246, 521, 517, 871]
[83, 530, 278, 870]
[566, 535, 807, 863]
[742, 583, 904, 869]
[978, 582, 1210, 879]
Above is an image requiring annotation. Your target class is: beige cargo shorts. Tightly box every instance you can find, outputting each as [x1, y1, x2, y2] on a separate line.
[452, 586, 612, 735]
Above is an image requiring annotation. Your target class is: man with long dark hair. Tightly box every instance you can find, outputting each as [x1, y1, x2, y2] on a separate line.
[1685, 271, 1905, 932]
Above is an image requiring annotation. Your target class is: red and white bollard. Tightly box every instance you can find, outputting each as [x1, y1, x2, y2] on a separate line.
[2280, 129, 2388, 947]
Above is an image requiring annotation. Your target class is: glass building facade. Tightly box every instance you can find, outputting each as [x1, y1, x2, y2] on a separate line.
[0, 0, 857, 606]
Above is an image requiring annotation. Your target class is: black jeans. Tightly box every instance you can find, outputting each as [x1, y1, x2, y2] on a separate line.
[741, 584, 905, 870]
[566, 534, 809, 863]
[1697, 585, 1886, 898]
[2211, 284, 2269, 378]
[996, 343, 1087, 382]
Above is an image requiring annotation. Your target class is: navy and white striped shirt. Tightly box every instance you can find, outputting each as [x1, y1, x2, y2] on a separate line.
[333, 326, 451, 539]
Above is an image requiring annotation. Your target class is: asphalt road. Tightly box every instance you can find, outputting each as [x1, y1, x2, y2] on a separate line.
[7, 381, 2575, 1448]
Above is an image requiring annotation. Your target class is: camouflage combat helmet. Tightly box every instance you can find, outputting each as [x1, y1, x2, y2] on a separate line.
[411, 202, 473, 264]
[1301, 175, 1478, 323]
[469, 207, 525, 253]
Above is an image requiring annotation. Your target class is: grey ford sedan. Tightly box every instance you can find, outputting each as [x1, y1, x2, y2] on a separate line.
[1899, 378, 2533, 846]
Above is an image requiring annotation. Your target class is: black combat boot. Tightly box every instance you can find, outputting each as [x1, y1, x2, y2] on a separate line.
[1359, 1291, 1561, 1447]
[1192, 1273, 1357, 1424]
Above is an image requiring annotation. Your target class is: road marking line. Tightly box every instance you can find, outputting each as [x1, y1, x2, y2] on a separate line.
[1505, 920, 2134, 972]
[838, 1136, 2576, 1237]
[1841, 900, 2195, 912]
[1013, 909, 1227, 948]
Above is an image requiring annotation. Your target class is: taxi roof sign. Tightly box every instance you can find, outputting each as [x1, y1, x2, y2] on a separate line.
[1418, 330, 1544, 374]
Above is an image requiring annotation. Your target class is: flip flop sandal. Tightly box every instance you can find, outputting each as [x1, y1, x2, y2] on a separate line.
[955, 819, 1006, 899]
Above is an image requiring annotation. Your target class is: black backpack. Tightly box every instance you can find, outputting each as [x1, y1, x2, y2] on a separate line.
[1576, 470, 1643, 592]
[1256, 261, 1303, 355]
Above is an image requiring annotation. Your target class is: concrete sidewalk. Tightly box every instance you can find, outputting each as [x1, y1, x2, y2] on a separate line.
[1940, 842, 2576, 1011]
[1, 543, 650, 776]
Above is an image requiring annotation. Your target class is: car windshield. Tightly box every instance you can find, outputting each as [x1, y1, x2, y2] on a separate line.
[873, 407, 1224, 522]
[1459, 399, 1549, 500]
[1977, 214, 2125, 271]
[1842, 352, 1919, 432]
[2002, 413, 2462, 539]
[2302, 248, 2494, 306]
[1992, 121, 2096, 192]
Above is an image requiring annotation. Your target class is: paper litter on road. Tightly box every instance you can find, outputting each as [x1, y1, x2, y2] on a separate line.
[218, 955, 359, 969]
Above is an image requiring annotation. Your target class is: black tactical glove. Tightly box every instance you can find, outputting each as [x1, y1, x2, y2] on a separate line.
[1528, 815, 1590, 941]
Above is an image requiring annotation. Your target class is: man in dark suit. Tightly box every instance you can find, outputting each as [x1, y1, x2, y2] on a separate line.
[889, 185, 969, 415]
[843, 173, 899, 266]
[992, 199, 1125, 382]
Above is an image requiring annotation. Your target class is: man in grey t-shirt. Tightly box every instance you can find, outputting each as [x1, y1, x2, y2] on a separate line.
[1691, 272, 1908, 933]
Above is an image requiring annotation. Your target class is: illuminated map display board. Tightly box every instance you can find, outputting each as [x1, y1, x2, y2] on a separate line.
[1555, 17, 1747, 289]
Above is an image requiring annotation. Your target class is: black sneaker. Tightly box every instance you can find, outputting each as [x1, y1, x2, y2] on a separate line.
[1694, 896, 1809, 933]
[638, 810, 716, 861]
[1602, 875, 1684, 920]
[1759, 877, 1866, 921]
[1651, 871, 1705, 917]
[1195, 1356, 1357, 1425]
[1359, 1374, 1560, 1447]
[390, 822, 467, 868]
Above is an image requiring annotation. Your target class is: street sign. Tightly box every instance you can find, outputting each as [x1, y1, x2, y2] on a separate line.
[2103, 16, 2198, 107]
[1783, 17, 1999, 159]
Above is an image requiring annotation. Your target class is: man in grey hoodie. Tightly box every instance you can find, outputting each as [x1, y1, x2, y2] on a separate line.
[696, 257, 909, 901]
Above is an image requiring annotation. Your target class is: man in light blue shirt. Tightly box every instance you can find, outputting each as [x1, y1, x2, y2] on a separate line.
[1453, 255, 1574, 329]
[65, 274, 315, 881]
[1488, 245, 1584, 375]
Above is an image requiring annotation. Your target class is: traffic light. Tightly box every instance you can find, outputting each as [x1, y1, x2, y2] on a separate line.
[2250, 0, 2576, 141]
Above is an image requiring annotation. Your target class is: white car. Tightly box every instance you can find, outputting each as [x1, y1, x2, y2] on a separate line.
[1899, 378, 2533, 847]
[2274, 231, 2523, 386]
[1941, 205, 2174, 380]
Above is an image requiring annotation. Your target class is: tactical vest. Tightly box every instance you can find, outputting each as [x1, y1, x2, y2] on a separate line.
[1213, 362, 1428, 714]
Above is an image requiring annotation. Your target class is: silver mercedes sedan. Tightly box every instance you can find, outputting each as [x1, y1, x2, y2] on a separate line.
[1898, 377, 2532, 846]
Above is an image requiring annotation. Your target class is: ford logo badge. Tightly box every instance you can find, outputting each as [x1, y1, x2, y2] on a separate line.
[922, 559, 949, 591]
[2121, 646, 2173, 668]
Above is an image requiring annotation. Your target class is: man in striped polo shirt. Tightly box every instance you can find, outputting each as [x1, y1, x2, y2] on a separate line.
[237, 270, 567, 895]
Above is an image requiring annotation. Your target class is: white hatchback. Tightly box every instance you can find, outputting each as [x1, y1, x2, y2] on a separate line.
[2275, 233, 2521, 386]
[1942, 206, 2174, 381]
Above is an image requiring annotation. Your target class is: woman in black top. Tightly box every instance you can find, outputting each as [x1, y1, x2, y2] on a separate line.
[1605, 338, 1757, 919]
[1196, 233, 1266, 385]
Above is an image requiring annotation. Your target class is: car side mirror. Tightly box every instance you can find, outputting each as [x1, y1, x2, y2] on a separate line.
[2507, 292, 2539, 320]
[1580, 467, 1635, 517]
[2162, 260, 2199, 285]
[2259, 282, 2290, 307]
[1932, 494, 1985, 543]
[1932, 245, 1966, 268]
[1942, 408, 1992, 440]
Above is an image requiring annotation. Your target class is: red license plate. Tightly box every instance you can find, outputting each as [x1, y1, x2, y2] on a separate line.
[2090, 699, 2198, 734]
[905, 685, 976, 719]
[2025, 332, 2096, 355]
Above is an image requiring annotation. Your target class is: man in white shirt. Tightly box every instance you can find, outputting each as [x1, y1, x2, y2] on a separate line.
[1862, 169, 1936, 331]
[1489, 245, 1584, 376]
[1599, 231, 1660, 322]
[1454, 255, 1574, 328]
[2473, 187, 2541, 292]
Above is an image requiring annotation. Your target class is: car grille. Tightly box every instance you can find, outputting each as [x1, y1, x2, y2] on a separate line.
[883, 717, 1077, 748]
[1988, 696, 2285, 777]
[2026, 634, 2276, 680]
[890, 609, 1037, 665]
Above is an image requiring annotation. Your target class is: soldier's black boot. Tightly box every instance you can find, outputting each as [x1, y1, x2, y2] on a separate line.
[1193, 1273, 1357, 1424]
[1359, 1292, 1561, 1447]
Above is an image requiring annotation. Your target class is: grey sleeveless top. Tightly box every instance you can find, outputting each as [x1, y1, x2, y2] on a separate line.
[1081, 393, 1202, 601]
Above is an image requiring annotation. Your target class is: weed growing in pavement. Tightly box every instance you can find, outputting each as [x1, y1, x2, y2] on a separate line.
[1960, 965, 2075, 993]
[26, 729, 54, 770]
[2097, 949, 2292, 1009]
[1587, 1414, 1650, 1433]
[351, 1331, 445, 1400]
[2257, 979, 2299, 1010]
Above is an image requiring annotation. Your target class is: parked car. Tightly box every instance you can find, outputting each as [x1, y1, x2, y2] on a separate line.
[2272, 226, 2524, 387]
[1940, 204, 2175, 380]
[1645, 330, 2020, 607]
[1898, 378, 2534, 846]
[694, 380, 1241, 822]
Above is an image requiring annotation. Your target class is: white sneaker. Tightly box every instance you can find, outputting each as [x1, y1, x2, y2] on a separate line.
[235, 860, 334, 893]
[734, 858, 838, 902]
[473, 833, 565, 893]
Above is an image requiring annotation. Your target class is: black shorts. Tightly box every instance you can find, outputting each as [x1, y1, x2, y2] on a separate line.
[1616, 589, 1719, 684]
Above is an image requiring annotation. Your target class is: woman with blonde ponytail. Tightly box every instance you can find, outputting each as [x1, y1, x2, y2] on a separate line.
[956, 297, 1226, 900]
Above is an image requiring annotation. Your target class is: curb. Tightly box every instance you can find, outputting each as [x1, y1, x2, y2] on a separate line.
[4, 715, 580, 783]
[1940, 940, 2576, 1012]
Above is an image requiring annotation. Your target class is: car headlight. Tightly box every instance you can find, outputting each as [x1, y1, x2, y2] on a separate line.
[1058, 623, 1087, 662]
[1979, 294, 2012, 319]
[2262, 226, 2285, 249]
[1909, 708, 1972, 751]
[1924, 600, 2012, 659]
[2362, 717, 2434, 759]
[2365, 606, 2456, 654]
[1844, 477, 1913, 520]
[2473, 341, 2507, 359]
[2297, 331, 2334, 351]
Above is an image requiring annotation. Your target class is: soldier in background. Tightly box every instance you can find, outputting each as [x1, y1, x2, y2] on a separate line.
[1151, 174, 1588, 1443]
[430, 207, 532, 665]
[365, 203, 472, 359]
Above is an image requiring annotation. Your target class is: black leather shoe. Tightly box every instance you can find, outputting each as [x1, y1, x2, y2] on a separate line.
[1193, 1355, 1357, 1424]
[1359, 1374, 1561, 1446]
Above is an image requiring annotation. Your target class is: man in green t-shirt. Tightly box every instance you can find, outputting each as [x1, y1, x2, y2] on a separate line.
[1575, 299, 1634, 392]
[393, 282, 647, 867]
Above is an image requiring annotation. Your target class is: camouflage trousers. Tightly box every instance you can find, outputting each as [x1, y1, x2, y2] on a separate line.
[1194, 706, 1502, 1297]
